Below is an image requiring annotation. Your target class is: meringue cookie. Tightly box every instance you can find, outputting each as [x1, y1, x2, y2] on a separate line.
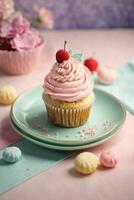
[74, 152, 99, 175]
[2, 147, 22, 163]
[0, 85, 17, 105]
[100, 151, 118, 168]
[97, 67, 117, 85]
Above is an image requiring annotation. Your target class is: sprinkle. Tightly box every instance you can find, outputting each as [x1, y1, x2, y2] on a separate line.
[83, 126, 97, 135]
[103, 120, 115, 130]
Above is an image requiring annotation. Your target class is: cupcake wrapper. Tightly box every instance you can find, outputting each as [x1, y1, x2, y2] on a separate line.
[0, 41, 45, 75]
[45, 103, 91, 127]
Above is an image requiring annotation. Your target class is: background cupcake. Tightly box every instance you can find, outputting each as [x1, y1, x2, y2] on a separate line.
[43, 43, 95, 127]
[0, 12, 45, 75]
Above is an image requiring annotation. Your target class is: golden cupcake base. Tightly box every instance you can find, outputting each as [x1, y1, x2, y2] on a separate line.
[45, 104, 91, 127]
[43, 93, 94, 128]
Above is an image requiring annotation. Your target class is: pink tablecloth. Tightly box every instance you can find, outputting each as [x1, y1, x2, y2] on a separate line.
[1, 30, 134, 200]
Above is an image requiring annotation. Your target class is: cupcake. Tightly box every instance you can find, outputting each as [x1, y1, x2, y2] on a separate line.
[0, 12, 45, 75]
[43, 42, 95, 127]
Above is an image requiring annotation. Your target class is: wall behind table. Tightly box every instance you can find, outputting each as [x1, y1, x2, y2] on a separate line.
[15, 0, 134, 29]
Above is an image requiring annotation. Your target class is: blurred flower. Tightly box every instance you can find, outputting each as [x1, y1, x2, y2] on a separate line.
[37, 8, 54, 29]
[11, 31, 34, 51]
[33, 6, 54, 29]
[0, 11, 42, 51]
[11, 28, 42, 51]
[1, 12, 30, 38]
[0, 0, 15, 21]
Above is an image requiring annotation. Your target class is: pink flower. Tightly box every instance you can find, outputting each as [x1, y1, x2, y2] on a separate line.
[0, 12, 30, 38]
[37, 8, 54, 29]
[30, 28, 42, 47]
[0, 11, 43, 51]
[10, 13, 29, 35]
[11, 29, 42, 51]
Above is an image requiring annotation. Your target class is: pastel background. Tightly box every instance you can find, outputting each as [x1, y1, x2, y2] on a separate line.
[15, 0, 134, 29]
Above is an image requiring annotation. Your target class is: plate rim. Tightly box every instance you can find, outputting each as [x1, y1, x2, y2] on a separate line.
[10, 117, 122, 151]
[11, 85, 126, 145]
[10, 112, 125, 148]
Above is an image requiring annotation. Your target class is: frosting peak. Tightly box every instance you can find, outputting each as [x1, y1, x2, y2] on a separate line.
[44, 58, 94, 102]
[52, 59, 84, 83]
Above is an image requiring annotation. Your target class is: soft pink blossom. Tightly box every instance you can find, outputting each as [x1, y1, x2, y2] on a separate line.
[0, 11, 43, 51]
[37, 8, 54, 29]
[11, 29, 42, 51]
[1, 12, 30, 38]
[30, 28, 42, 47]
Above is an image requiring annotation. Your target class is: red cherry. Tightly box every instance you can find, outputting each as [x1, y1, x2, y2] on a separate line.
[56, 49, 69, 63]
[84, 58, 98, 72]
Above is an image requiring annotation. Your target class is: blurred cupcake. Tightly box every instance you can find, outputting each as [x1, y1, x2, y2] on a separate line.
[0, 12, 45, 75]
[43, 43, 95, 127]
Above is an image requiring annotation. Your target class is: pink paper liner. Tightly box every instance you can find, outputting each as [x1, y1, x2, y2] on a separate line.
[0, 40, 45, 75]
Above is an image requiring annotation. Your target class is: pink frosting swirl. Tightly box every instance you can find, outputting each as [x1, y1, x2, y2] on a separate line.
[44, 58, 94, 102]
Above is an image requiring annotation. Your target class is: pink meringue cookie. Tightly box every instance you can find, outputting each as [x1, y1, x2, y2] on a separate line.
[100, 151, 118, 168]
[97, 66, 117, 84]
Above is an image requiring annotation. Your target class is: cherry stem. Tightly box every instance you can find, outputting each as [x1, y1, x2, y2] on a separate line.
[64, 40, 67, 50]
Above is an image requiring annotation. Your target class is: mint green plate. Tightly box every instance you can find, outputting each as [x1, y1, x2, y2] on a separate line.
[10, 117, 121, 151]
[11, 86, 126, 146]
